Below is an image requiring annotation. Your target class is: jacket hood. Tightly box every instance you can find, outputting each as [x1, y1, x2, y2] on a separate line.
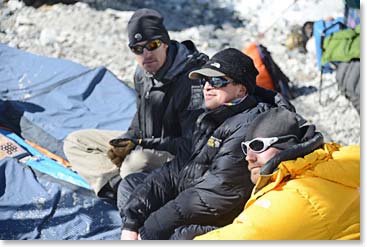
[154, 40, 208, 82]
[260, 124, 324, 176]
[254, 125, 360, 193]
[302, 144, 360, 188]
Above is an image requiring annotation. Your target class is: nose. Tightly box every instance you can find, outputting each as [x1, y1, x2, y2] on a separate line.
[142, 47, 152, 56]
[203, 81, 213, 90]
[245, 149, 257, 162]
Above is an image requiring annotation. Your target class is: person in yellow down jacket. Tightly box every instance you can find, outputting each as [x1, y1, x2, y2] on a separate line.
[195, 107, 360, 240]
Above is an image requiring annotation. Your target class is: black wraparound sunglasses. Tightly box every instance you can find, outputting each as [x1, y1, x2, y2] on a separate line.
[130, 39, 162, 55]
[200, 77, 234, 88]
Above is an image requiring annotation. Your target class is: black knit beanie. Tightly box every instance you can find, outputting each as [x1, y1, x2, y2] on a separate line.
[127, 8, 170, 47]
[189, 48, 258, 94]
[245, 108, 301, 150]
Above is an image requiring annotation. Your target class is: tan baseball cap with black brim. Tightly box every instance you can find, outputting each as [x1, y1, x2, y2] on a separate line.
[188, 68, 226, 80]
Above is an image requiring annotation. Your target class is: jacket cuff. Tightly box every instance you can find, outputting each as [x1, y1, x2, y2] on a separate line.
[139, 226, 159, 240]
[140, 137, 161, 149]
[122, 218, 141, 232]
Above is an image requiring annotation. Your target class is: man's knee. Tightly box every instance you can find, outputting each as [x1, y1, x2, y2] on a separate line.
[64, 129, 116, 155]
[64, 129, 95, 151]
[117, 172, 148, 212]
[64, 129, 100, 145]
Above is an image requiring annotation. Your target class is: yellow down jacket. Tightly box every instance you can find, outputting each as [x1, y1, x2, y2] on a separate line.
[195, 143, 360, 240]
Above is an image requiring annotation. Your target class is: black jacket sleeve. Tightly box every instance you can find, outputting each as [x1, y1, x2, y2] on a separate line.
[114, 70, 142, 140]
[139, 132, 254, 239]
[122, 157, 184, 232]
[169, 225, 219, 240]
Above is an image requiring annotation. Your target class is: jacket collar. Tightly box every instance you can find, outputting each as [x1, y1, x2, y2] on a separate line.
[153, 41, 176, 82]
[252, 127, 324, 194]
[154, 40, 203, 83]
[260, 125, 324, 176]
[250, 142, 345, 203]
[198, 95, 258, 128]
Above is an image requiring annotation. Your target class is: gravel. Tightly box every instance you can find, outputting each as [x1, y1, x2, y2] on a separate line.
[0, 0, 360, 145]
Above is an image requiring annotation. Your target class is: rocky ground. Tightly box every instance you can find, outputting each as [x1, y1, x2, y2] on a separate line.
[0, 0, 360, 145]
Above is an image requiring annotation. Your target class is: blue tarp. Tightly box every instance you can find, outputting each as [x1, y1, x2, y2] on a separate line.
[0, 128, 90, 189]
[0, 43, 136, 159]
[0, 157, 121, 240]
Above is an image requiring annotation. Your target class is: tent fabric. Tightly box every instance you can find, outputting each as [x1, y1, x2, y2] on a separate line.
[0, 157, 121, 240]
[0, 128, 90, 189]
[0, 43, 136, 159]
[0, 44, 128, 239]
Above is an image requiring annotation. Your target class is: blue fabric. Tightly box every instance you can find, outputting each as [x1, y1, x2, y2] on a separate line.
[0, 43, 136, 158]
[0, 157, 121, 240]
[0, 128, 91, 189]
[346, 7, 360, 28]
[313, 17, 345, 73]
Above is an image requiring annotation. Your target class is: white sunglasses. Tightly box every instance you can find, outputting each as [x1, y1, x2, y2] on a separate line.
[241, 135, 299, 155]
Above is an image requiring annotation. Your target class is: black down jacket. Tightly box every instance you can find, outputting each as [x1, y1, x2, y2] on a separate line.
[122, 91, 295, 239]
[113, 40, 208, 157]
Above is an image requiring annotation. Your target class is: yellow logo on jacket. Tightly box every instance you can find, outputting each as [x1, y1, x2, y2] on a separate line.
[207, 136, 222, 148]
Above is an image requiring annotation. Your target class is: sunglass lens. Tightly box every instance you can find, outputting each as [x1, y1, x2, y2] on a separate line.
[146, 40, 160, 51]
[199, 77, 208, 86]
[210, 77, 229, 88]
[249, 140, 265, 152]
[199, 77, 231, 88]
[131, 46, 143, 55]
[131, 40, 161, 55]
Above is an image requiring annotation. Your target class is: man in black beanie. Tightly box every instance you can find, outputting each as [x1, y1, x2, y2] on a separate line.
[63, 8, 208, 201]
[117, 48, 297, 240]
[127, 8, 171, 73]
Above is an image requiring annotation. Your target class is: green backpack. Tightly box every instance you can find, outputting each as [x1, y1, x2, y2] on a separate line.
[321, 24, 360, 65]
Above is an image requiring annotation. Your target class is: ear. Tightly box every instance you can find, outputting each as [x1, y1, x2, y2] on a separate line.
[237, 84, 248, 97]
[162, 43, 169, 50]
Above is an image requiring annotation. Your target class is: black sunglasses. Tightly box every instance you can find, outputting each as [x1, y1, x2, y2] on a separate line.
[200, 77, 234, 88]
[130, 39, 162, 55]
[241, 135, 299, 155]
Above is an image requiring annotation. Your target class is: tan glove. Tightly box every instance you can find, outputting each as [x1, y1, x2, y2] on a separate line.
[107, 139, 137, 167]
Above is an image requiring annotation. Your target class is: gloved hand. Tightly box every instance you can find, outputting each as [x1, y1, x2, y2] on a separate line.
[107, 139, 141, 167]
